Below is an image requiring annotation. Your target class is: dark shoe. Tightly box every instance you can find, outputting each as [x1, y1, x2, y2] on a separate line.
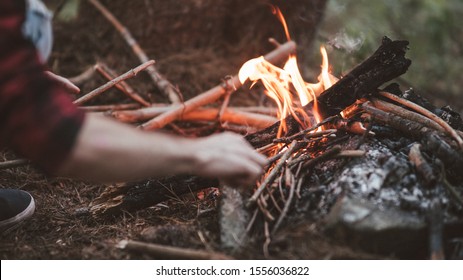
[0, 189, 35, 234]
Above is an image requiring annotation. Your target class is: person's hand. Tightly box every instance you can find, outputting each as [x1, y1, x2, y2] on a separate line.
[45, 71, 81, 94]
[192, 132, 267, 186]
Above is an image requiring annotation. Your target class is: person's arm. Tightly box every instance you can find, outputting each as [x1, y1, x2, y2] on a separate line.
[57, 114, 267, 185]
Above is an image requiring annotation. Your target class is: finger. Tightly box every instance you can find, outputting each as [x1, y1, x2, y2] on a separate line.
[225, 142, 268, 167]
[203, 153, 260, 181]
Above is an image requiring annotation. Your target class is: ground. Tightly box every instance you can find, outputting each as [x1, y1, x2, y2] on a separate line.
[1, 0, 461, 259]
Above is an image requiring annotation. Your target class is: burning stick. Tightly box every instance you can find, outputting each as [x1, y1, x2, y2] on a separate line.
[88, 0, 181, 104]
[95, 63, 150, 106]
[380, 91, 463, 150]
[246, 37, 411, 148]
[139, 41, 297, 130]
[74, 60, 155, 105]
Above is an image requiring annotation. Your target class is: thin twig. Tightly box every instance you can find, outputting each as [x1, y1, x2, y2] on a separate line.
[263, 221, 271, 259]
[0, 159, 29, 170]
[380, 91, 463, 150]
[257, 196, 275, 221]
[245, 208, 259, 234]
[218, 77, 234, 124]
[88, 0, 181, 104]
[288, 145, 342, 168]
[266, 188, 283, 213]
[139, 41, 297, 130]
[74, 60, 155, 105]
[274, 115, 338, 143]
[68, 65, 96, 86]
[273, 129, 337, 144]
[272, 171, 297, 235]
[95, 62, 150, 106]
[79, 103, 141, 112]
[247, 140, 299, 208]
[117, 240, 232, 260]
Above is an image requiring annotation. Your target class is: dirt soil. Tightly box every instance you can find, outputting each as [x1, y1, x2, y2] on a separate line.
[1, 0, 459, 260]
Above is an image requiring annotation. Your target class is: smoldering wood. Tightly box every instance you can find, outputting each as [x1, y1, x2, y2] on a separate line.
[245, 37, 411, 148]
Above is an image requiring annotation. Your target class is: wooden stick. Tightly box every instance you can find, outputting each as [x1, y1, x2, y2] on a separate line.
[88, 0, 181, 104]
[68, 66, 96, 86]
[117, 240, 232, 260]
[0, 159, 29, 170]
[79, 103, 141, 112]
[232, 106, 277, 116]
[74, 60, 155, 105]
[272, 171, 296, 235]
[139, 41, 297, 130]
[112, 105, 277, 122]
[113, 106, 277, 128]
[371, 98, 445, 133]
[380, 91, 463, 150]
[273, 128, 337, 144]
[95, 63, 150, 106]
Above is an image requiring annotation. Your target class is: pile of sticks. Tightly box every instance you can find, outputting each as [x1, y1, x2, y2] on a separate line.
[237, 88, 463, 257]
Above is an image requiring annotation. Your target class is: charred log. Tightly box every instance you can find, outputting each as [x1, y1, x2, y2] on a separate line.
[90, 175, 218, 216]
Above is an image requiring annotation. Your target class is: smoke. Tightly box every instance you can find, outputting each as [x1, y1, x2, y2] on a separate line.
[327, 31, 364, 53]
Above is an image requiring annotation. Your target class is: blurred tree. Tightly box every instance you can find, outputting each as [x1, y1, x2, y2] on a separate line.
[311, 0, 463, 111]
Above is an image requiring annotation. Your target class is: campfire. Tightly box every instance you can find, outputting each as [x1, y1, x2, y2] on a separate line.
[64, 2, 463, 259]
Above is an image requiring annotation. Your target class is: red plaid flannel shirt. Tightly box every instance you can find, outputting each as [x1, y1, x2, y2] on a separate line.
[0, 0, 85, 172]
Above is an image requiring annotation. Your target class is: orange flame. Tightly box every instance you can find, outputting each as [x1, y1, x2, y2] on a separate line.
[239, 8, 337, 141]
[239, 47, 336, 138]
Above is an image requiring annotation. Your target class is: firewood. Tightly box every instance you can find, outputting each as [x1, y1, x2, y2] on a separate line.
[139, 41, 297, 130]
[380, 91, 463, 150]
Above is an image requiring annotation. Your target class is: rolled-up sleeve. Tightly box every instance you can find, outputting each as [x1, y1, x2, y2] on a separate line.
[0, 0, 85, 172]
